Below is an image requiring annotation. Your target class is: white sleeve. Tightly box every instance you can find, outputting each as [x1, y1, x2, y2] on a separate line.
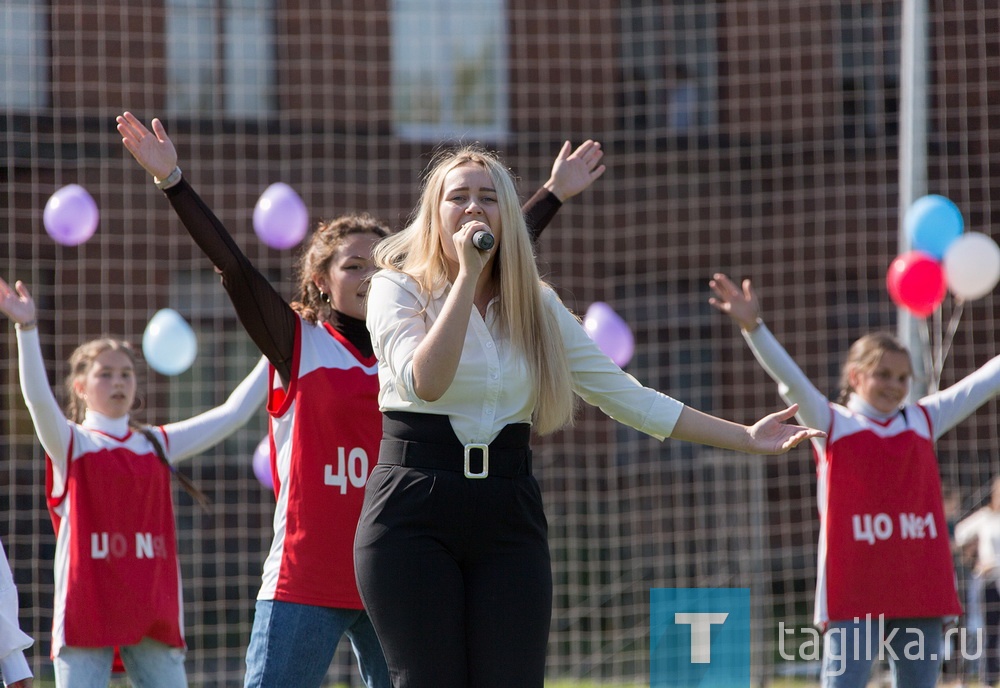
[16, 327, 72, 475]
[920, 355, 1000, 440]
[955, 509, 986, 547]
[548, 290, 684, 440]
[366, 272, 427, 403]
[743, 323, 831, 431]
[159, 356, 269, 463]
[0, 542, 33, 683]
[0, 650, 31, 686]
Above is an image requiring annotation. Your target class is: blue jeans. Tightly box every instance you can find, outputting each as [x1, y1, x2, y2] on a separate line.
[822, 616, 944, 688]
[244, 599, 389, 688]
[53, 637, 187, 688]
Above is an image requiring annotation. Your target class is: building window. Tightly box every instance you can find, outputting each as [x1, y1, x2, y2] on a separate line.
[839, 1, 900, 139]
[619, 1, 718, 135]
[391, 0, 509, 143]
[166, 0, 276, 117]
[0, 0, 49, 109]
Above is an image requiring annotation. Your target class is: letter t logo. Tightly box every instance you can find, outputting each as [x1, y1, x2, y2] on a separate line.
[674, 612, 729, 663]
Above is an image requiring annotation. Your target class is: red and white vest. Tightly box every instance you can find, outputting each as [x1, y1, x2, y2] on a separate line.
[815, 403, 960, 624]
[259, 319, 380, 608]
[46, 426, 183, 656]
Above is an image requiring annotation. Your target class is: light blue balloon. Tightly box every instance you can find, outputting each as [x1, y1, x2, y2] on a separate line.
[142, 308, 198, 376]
[905, 194, 964, 260]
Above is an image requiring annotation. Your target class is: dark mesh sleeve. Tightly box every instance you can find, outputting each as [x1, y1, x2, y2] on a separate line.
[522, 187, 562, 244]
[163, 178, 296, 382]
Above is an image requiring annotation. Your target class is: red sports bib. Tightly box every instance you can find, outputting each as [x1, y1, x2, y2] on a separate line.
[47, 440, 183, 650]
[822, 408, 960, 620]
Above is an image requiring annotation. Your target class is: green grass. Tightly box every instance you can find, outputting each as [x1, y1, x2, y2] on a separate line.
[544, 683, 647, 688]
[27, 677, 825, 688]
[26, 681, 828, 688]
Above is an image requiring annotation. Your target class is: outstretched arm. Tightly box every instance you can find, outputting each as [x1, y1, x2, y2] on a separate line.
[670, 403, 822, 455]
[920, 354, 1000, 439]
[709, 273, 830, 431]
[160, 356, 269, 463]
[0, 279, 72, 466]
[117, 112, 297, 383]
[546, 287, 825, 454]
[524, 139, 605, 243]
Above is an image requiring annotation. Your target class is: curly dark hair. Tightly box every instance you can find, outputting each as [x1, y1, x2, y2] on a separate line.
[290, 213, 389, 324]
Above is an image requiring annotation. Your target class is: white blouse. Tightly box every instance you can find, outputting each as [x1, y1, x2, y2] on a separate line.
[366, 270, 685, 445]
[0, 540, 32, 685]
[956, 507, 1000, 582]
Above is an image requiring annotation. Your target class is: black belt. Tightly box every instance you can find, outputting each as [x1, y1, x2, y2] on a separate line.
[379, 411, 532, 479]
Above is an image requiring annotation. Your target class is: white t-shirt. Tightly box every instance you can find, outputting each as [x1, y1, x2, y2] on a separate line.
[956, 507, 1000, 582]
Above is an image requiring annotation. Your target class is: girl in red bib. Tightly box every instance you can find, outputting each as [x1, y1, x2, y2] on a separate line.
[710, 272, 1000, 688]
[0, 277, 267, 688]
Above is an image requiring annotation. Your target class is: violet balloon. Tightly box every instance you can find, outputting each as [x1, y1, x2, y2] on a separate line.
[253, 182, 309, 250]
[43, 184, 99, 246]
[252, 436, 274, 489]
[583, 302, 635, 368]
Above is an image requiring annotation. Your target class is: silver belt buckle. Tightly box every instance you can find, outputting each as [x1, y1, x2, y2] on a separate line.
[463, 443, 489, 479]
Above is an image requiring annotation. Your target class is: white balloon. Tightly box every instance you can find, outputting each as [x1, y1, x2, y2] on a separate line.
[142, 308, 198, 375]
[943, 232, 1000, 301]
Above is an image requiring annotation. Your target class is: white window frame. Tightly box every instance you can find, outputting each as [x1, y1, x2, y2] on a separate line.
[391, 0, 509, 143]
[0, 0, 49, 109]
[165, 0, 275, 117]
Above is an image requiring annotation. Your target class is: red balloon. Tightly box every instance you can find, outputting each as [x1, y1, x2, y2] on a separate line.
[886, 251, 946, 318]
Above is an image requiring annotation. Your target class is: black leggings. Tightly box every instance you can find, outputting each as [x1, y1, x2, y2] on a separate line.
[354, 414, 552, 688]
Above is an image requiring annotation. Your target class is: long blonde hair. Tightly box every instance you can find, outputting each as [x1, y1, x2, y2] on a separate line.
[373, 146, 576, 434]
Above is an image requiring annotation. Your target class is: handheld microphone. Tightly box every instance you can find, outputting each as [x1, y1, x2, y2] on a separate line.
[472, 230, 495, 251]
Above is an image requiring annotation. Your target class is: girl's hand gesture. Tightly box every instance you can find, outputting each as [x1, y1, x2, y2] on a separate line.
[0, 277, 36, 326]
[116, 111, 179, 181]
[708, 272, 761, 331]
[454, 220, 492, 277]
[544, 139, 606, 202]
[746, 404, 825, 454]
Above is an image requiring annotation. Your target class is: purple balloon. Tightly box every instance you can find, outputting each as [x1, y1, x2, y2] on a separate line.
[583, 302, 635, 368]
[43, 184, 99, 246]
[252, 436, 274, 489]
[253, 182, 309, 250]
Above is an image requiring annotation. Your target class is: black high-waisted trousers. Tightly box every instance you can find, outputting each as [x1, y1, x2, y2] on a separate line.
[354, 411, 551, 688]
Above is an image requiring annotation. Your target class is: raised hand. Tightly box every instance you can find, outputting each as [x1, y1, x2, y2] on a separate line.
[116, 111, 178, 181]
[544, 140, 606, 201]
[746, 404, 825, 454]
[708, 272, 761, 331]
[0, 277, 36, 325]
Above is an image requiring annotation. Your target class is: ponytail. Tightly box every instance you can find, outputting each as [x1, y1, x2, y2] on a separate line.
[135, 425, 211, 510]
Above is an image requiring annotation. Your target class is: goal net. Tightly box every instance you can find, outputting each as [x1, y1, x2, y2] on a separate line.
[1, 1, 998, 684]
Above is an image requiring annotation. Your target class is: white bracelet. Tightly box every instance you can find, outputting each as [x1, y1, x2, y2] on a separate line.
[14, 319, 37, 331]
[153, 166, 183, 190]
